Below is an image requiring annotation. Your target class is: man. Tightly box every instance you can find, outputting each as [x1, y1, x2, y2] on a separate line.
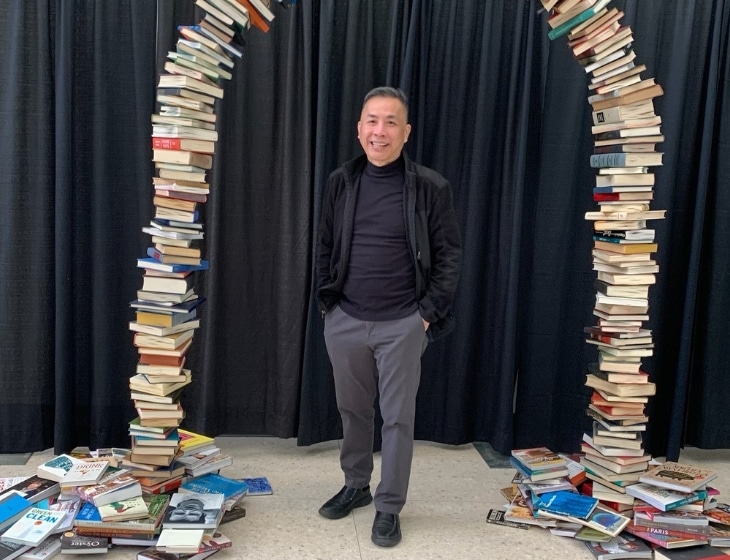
[316, 86, 462, 547]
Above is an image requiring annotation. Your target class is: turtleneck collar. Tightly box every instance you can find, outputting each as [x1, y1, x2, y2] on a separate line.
[365, 155, 405, 178]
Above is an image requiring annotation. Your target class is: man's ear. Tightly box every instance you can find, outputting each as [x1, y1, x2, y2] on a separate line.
[404, 123, 412, 142]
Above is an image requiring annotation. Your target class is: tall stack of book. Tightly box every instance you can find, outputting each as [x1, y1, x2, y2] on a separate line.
[127, 0, 281, 488]
[543, 0, 666, 510]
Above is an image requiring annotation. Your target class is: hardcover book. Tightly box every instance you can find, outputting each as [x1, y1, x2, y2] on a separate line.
[639, 462, 718, 493]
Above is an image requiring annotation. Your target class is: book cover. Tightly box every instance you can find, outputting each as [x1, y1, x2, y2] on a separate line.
[583, 534, 652, 559]
[541, 504, 631, 537]
[81, 476, 142, 508]
[533, 490, 599, 520]
[59, 531, 109, 555]
[97, 496, 149, 522]
[485, 509, 530, 530]
[2, 508, 65, 546]
[639, 462, 719, 493]
[36, 455, 85, 483]
[510, 447, 567, 469]
[60, 461, 110, 487]
[161, 493, 224, 530]
[177, 429, 215, 454]
[0, 493, 33, 528]
[0, 479, 29, 493]
[179, 474, 248, 510]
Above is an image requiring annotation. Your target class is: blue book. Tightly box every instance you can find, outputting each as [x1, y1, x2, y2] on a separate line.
[130, 296, 206, 314]
[240, 477, 273, 496]
[532, 490, 598, 520]
[181, 473, 248, 500]
[509, 457, 569, 482]
[75, 502, 103, 523]
[137, 257, 209, 273]
[0, 492, 32, 527]
[132, 428, 180, 445]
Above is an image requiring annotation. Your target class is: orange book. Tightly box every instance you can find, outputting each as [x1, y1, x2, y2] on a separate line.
[236, 0, 270, 33]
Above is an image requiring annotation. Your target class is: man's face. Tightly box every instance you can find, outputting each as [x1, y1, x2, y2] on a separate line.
[357, 96, 411, 167]
[169, 498, 204, 522]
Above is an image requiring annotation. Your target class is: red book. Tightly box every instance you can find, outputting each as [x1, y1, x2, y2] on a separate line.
[139, 354, 186, 367]
[152, 137, 215, 154]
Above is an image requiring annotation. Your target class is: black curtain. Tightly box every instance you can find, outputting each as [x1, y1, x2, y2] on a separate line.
[1, 0, 729, 461]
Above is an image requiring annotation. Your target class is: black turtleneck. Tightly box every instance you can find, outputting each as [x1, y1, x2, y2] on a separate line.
[339, 156, 417, 321]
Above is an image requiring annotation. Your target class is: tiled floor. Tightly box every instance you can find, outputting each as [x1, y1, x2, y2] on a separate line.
[2, 438, 730, 559]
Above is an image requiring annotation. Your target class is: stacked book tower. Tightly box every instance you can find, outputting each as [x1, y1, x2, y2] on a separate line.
[126, 0, 280, 487]
[532, 0, 730, 556]
[544, 0, 666, 509]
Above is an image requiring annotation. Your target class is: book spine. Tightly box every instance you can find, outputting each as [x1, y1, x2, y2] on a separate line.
[634, 519, 710, 537]
[590, 152, 630, 168]
[152, 137, 184, 151]
[664, 490, 708, 511]
[548, 3, 604, 40]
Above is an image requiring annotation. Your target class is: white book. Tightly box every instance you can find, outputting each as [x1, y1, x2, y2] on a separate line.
[2, 509, 64, 546]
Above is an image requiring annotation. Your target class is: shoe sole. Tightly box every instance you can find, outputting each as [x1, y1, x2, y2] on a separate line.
[318, 493, 373, 519]
[371, 533, 401, 547]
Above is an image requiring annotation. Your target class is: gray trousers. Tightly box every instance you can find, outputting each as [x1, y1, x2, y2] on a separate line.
[324, 305, 428, 514]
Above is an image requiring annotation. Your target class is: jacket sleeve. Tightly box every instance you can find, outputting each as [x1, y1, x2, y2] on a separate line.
[419, 181, 462, 324]
[315, 175, 336, 293]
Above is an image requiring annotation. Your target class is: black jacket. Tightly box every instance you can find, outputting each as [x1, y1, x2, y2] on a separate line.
[316, 152, 462, 341]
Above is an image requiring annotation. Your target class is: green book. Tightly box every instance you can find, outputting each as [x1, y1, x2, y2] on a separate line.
[548, 0, 613, 41]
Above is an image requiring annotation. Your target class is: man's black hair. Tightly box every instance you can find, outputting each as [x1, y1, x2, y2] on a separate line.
[363, 86, 409, 119]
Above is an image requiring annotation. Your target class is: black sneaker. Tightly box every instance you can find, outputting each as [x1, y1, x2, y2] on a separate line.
[371, 511, 401, 547]
[318, 485, 372, 519]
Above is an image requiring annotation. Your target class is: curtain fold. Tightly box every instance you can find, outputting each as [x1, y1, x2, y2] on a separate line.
[1, 0, 729, 458]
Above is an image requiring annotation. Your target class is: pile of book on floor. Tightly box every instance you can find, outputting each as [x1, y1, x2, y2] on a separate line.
[492, 446, 730, 558]
[0, 446, 253, 559]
